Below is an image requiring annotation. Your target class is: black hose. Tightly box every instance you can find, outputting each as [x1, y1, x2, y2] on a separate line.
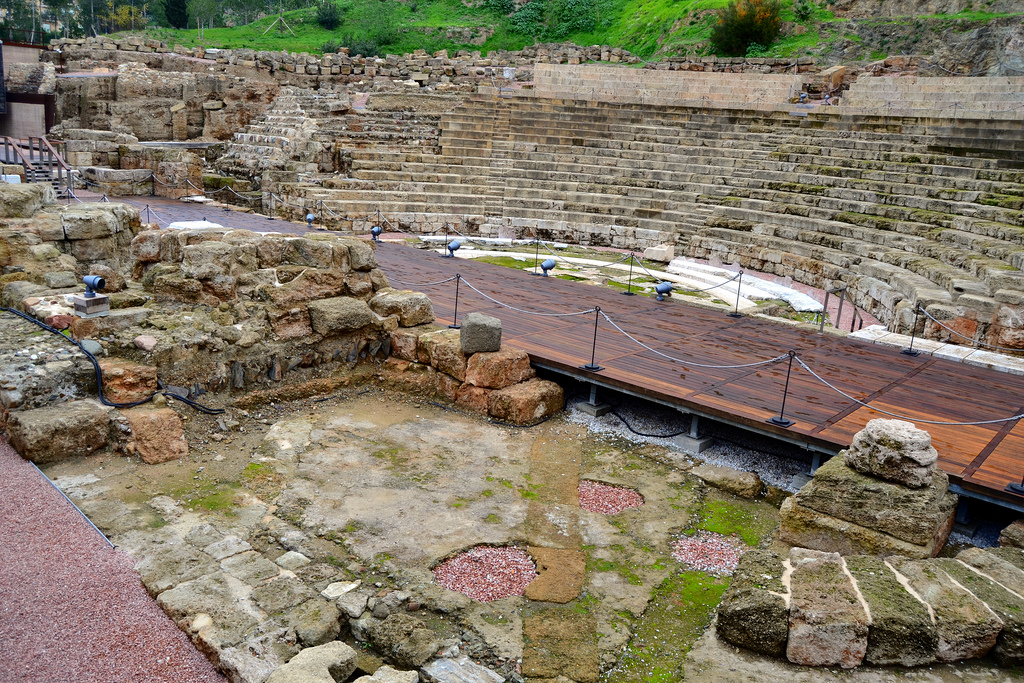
[606, 405, 688, 438]
[1, 306, 225, 415]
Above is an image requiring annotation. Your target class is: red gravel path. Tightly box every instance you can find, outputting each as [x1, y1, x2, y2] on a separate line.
[0, 438, 224, 683]
[578, 480, 644, 514]
[432, 546, 537, 602]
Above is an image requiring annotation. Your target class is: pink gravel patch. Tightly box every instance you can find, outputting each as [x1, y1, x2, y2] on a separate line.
[0, 437, 225, 683]
[670, 531, 747, 576]
[578, 480, 644, 514]
[432, 546, 537, 602]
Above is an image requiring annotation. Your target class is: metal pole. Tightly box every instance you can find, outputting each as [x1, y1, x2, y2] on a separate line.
[533, 237, 541, 275]
[448, 275, 461, 330]
[836, 287, 847, 332]
[767, 351, 796, 428]
[146, 205, 150, 224]
[623, 253, 636, 296]
[580, 306, 603, 372]
[819, 290, 830, 334]
[902, 304, 921, 356]
[728, 271, 744, 318]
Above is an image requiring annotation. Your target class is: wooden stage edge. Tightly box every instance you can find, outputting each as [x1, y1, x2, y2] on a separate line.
[376, 243, 1024, 514]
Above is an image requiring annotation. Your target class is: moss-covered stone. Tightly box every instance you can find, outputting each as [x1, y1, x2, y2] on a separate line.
[845, 555, 937, 666]
[716, 549, 788, 657]
[936, 556, 1024, 666]
[789, 456, 957, 547]
[888, 557, 1000, 662]
[786, 548, 868, 668]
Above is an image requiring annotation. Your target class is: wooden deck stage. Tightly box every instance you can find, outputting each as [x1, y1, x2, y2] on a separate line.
[376, 243, 1024, 511]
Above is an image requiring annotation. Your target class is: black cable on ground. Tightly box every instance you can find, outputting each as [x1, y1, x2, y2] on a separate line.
[606, 405, 688, 438]
[1, 306, 225, 415]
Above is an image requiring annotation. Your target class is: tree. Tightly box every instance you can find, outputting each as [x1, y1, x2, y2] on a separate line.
[186, 0, 218, 35]
[316, 0, 339, 29]
[709, 0, 782, 57]
[164, 0, 187, 27]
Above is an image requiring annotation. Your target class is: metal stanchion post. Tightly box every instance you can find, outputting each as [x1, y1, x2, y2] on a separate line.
[448, 275, 462, 330]
[728, 271, 744, 318]
[532, 237, 542, 276]
[902, 304, 922, 356]
[580, 306, 603, 372]
[767, 351, 797, 428]
[623, 254, 636, 296]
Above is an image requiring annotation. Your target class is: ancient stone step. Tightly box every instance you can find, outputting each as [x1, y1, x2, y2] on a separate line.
[716, 549, 790, 657]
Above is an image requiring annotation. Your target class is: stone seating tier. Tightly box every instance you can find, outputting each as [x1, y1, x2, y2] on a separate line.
[271, 94, 1024, 345]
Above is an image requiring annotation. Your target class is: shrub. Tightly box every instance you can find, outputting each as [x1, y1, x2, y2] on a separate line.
[317, 1, 341, 30]
[320, 39, 340, 53]
[709, 0, 782, 57]
[793, 0, 815, 21]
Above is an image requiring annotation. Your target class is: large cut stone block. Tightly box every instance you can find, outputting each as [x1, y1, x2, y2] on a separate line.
[465, 345, 534, 389]
[307, 296, 376, 335]
[266, 641, 357, 683]
[844, 555, 937, 666]
[716, 549, 789, 657]
[8, 400, 109, 463]
[937, 554, 1024, 665]
[369, 289, 434, 327]
[888, 557, 1001, 662]
[122, 407, 189, 464]
[785, 456, 956, 550]
[843, 419, 938, 488]
[419, 328, 467, 381]
[786, 548, 868, 669]
[157, 571, 259, 648]
[487, 378, 564, 425]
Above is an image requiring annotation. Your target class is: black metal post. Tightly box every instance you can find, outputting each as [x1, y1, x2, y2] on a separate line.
[819, 290, 830, 334]
[146, 205, 151, 224]
[622, 253, 636, 296]
[448, 275, 462, 330]
[532, 237, 541, 275]
[902, 304, 921, 356]
[728, 270, 744, 318]
[580, 306, 603, 372]
[767, 351, 796, 428]
[442, 223, 449, 256]
[836, 287, 847, 332]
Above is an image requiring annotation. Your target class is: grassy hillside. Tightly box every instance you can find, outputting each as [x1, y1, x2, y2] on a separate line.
[134, 0, 1023, 61]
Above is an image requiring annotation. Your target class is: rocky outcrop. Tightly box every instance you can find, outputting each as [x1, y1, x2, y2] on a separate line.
[779, 419, 957, 558]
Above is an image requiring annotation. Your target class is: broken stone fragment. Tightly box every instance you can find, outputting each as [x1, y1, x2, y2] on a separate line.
[843, 418, 938, 488]
[307, 296, 376, 335]
[265, 640, 357, 683]
[487, 378, 564, 425]
[690, 463, 763, 499]
[367, 613, 441, 668]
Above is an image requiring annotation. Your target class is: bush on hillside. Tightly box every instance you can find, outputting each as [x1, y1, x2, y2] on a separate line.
[317, 2, 341, 30]
[709, 0, 782, 57]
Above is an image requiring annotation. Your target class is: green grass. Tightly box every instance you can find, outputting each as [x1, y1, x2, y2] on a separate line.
[193, 485, 239, 512]
[697, 491, 778, 546]
[605, 570, 730, 683]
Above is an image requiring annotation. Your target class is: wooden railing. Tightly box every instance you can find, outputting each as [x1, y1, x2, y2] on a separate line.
[0, 136, 75, 196]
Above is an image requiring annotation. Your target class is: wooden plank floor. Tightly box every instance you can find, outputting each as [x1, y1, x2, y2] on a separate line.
[377, 243, 1024, 507]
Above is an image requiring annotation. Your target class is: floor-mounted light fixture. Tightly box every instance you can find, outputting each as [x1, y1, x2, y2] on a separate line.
[444, 240, 461, 258]
[371, 225, 383, 242]
[655, 282, 673, 301]
[540, 259, 556, 276]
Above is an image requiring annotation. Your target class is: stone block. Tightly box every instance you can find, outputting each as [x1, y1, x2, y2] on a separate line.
[999, 519, 1024, 548]
[122, 407, 188, 464]
[889, 557, 1001, 662]
[284, 597, 342, 647]
[843, 419, 938, 488]
[460, 312, 502, 354]
[643, 244, 674, 262]
[786, 548, 868, 668]
[344, 238, 377, 271]
[465, 345, 533, 389]
[222, 550, 281, 586]
[420, 328, 467, 381]
[717, 549, 789, 657]
[390, 324, 438, 362]
[367, 614, 440, 668]
[939, 553, 1024, 665]
[70, 307, 152, 340]
[421, 657, 503, 683]
[455, 384, 491, 415]
[252, 576, 316, 614]
[269, 270, 348, 307]
[308, 296, 376, 335]
[97, 359, 158, 403]
[487, 378, 564, 425]
[157, 572, 259, 648]
[691, 463, 763, 499]
[352, 665, 419, 683]
[369, 290, 434, 327]
[266, 641, 356, 683]
[787, 456, 957, 549]
[8, 400, 109, 463]
[44, 271, 78, 288]
[844, 555, 937, 666]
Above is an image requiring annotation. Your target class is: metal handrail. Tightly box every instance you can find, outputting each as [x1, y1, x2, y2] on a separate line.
[1, 136, 75, 195]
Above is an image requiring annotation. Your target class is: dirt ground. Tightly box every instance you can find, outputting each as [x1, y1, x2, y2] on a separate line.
[37, 382, 1022, 682]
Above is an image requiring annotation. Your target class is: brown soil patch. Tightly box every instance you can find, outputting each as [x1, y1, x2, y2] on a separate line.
[525, 547, 586, 604]
[523, 605, 600, 683]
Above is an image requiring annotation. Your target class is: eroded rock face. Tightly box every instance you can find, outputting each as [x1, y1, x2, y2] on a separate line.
[0, 183, 56, 218]
[844, 418, 938, 488]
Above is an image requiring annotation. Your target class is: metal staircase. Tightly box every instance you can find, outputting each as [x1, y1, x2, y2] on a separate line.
[1, 137, 77, 196]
